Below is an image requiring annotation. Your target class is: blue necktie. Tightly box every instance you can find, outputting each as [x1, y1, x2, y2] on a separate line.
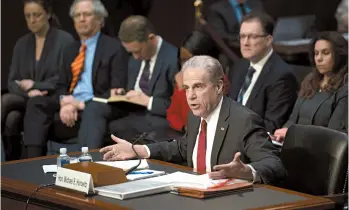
[237, 66, 256, 104]
[139, 60, 150, 93]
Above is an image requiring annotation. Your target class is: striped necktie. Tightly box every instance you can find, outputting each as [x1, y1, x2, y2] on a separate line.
[69, 43, 87, 93]
[237, 66, 256, 104]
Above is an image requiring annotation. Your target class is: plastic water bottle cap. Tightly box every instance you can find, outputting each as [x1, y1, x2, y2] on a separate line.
[81, 147, 88, 153]
[60, 148, 67, 154]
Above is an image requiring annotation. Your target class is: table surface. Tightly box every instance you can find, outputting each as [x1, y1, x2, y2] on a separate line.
[1, 151, 334, 210]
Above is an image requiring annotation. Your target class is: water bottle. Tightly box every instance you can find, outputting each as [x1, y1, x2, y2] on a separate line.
[79, 147, 93, 162]
[57, 148, 70, 167]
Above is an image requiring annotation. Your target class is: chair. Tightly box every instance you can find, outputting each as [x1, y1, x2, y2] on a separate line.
[273, 15, 315, 42]
[289, 64, 312, 85]
[280, 124, 348, 195]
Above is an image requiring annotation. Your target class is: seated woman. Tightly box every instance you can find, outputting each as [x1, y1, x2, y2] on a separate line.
[1, 0, 74, 160]
[273, 31, 348, 142]
[167, 30, 230, 132]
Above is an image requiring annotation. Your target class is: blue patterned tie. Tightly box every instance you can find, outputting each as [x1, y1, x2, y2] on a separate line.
[237, 66, 256, 104]
[139, 60, 150, 93]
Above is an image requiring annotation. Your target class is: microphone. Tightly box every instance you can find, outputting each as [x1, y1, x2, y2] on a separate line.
[125, 132, 148, 175]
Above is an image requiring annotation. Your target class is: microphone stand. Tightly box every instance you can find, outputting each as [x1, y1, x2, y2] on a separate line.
[125, 132, 148, 175]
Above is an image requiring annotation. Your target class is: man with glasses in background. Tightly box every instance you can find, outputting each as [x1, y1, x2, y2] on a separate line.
[228, 12, 298, 133]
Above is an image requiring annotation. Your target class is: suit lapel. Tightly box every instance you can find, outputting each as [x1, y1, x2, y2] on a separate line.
[210, 97, 230, 168]
[229, 61, 249, 99]
[38, 28, 53, 66]
[245, 53, 274, 107]
[147, 41, 166, 95]
[128, 58, 142, 90]
[309, 92, 333, 124]
[27, 34, 36, 79]
[187, 115, 200, 168]
[91, 34, 103, 85]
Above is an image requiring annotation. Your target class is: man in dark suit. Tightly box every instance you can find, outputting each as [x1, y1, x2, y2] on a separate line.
[100, 55, 286, 184]
[22, 0, 127, 157]
[106, 15, 179, 141]
[228, 12, 298, 133]
[206, 0, 263, 39]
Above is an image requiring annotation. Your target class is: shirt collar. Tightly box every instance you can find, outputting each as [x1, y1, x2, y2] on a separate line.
[149, 36, 162, 63]
[250, 49, 273, 73]
[202, 96, 223, 123]
[81, 31, 101, 46]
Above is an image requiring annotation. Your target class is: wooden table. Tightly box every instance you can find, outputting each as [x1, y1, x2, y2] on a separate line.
[1, 152, 334, 210]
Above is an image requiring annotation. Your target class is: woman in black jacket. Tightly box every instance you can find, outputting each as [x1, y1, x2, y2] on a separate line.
[1, 0, 74, 160]
[273, 31, 348, 142]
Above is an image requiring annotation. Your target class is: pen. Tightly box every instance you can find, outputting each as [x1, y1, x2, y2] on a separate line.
[129, 171, 154, 175]
[208, 179, 233, 189]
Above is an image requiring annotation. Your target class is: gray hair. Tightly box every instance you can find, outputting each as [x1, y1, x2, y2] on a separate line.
[182, 55, 224, 85]
[69, 0, 108, 26]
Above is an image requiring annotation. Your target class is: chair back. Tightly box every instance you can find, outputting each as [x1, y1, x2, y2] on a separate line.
[273, 15, 315, 41]
[280, 124, 348, 195]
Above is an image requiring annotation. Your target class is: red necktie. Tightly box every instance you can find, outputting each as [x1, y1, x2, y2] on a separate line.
[69, 43, 87, 93]
[197, 119, 207, 173]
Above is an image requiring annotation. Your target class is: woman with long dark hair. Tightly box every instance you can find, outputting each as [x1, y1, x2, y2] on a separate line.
[1, 0, 74, 160]
[273, 31, 348, 142]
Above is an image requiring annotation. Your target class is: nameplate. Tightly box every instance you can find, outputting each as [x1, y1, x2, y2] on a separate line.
[55, 167, 94, 194]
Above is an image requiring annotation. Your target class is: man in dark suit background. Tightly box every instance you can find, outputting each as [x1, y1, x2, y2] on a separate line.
[101, 55, 286, 184]
[107, 15, 179, 141]
[228, 12, 298, 133]
[206, 0, 263, 39]
[22, 0, 128, 157]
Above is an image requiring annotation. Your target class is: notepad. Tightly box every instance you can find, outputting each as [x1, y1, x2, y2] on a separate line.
[95, 159, 149, 171]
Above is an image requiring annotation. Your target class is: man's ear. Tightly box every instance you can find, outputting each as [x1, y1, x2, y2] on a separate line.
[148, 33, 155, 40]
[216, 79, 224, 94]
[267, 35, 273, 46]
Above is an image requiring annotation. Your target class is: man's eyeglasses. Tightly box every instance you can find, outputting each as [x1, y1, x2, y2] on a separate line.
[238, 34, 269, 40]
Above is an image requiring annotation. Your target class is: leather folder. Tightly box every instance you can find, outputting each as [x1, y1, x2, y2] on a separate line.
[171, 182, 253, 199]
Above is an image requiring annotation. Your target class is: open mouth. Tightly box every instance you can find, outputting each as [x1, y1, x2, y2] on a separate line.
[190, 104, 200, 109]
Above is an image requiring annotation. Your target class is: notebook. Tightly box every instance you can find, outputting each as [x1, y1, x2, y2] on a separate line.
[92, 95, 145, 111]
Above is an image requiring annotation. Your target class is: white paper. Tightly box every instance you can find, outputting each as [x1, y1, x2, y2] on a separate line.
[95, 159, 149, 171]
[43, 165, 57, 173]
[148, 172, 243, 189]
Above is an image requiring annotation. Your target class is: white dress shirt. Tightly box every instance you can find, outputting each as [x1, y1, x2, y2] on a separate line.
[134, 36, 163, 110]
[241, 49, 273, 105]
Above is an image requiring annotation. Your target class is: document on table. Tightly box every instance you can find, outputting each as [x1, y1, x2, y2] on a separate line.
[43, 165, 57, 173]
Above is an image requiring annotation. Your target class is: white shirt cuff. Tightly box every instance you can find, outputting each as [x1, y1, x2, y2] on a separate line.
[247, 164, 261, 183]
[147, 96, 153, 111]
[143, 145, 151, 158]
